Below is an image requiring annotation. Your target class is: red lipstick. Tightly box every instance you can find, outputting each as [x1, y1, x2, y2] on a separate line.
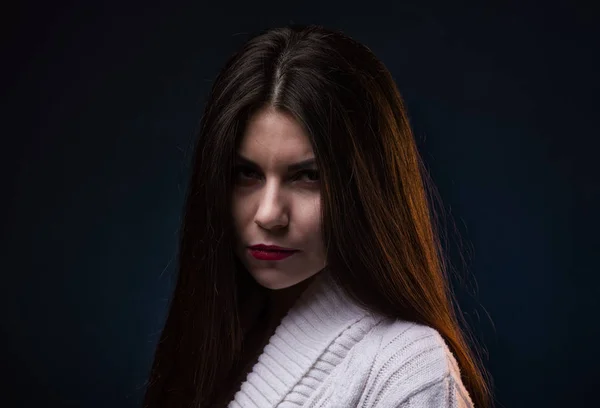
[248, 244, 298, 261]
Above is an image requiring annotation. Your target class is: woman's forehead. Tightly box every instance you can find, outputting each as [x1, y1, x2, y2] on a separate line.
[237, 110, 315, 166]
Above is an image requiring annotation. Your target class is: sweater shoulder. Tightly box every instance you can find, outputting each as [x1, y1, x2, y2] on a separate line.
[373, 318, 461, 377]
[357, 318, 473, 406]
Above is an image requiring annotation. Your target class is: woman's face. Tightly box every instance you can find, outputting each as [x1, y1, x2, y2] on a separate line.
[232, 107, 326, 290]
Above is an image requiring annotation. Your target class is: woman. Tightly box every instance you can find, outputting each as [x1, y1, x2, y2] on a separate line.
[143, 24, 493, 407]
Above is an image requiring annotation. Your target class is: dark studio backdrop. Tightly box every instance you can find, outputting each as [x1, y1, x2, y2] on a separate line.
[2, 1, 598, 407]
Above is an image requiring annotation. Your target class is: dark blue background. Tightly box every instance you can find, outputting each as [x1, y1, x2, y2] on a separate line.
[2, 1, 598, 407]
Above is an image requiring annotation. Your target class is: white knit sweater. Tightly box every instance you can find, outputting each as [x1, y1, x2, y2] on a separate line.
[228, 271, 475, 408]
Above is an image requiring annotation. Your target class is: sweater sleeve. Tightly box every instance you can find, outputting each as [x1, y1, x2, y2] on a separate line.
[395, 375, 474, 408]
[372, 370, 475, 408]
[364, 321, 475, 408]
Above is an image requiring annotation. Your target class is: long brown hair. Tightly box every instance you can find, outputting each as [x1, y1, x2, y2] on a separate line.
[143, 24, 494, 408]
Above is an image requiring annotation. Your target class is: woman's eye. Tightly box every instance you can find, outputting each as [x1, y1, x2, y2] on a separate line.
[234, 166, 259, 180]
[294, 170, 320, 183]
[233, 166, 319, 184]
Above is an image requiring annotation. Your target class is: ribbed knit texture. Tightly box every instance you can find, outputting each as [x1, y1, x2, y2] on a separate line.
[228, 271, 475, 407]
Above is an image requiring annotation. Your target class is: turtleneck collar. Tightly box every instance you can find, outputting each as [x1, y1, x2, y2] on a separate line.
[228, 270, 377, 407]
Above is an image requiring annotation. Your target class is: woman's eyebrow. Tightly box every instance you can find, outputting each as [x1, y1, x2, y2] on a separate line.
[235, 154, 317, 171]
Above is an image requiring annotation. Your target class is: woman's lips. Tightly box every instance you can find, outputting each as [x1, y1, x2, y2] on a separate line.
[248, 248, 298, 261]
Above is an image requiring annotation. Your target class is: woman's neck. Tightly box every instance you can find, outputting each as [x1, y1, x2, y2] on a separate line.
[265, 274, 318, 329]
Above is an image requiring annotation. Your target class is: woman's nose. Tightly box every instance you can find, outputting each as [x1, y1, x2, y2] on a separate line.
[254, 185, 289, 230]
